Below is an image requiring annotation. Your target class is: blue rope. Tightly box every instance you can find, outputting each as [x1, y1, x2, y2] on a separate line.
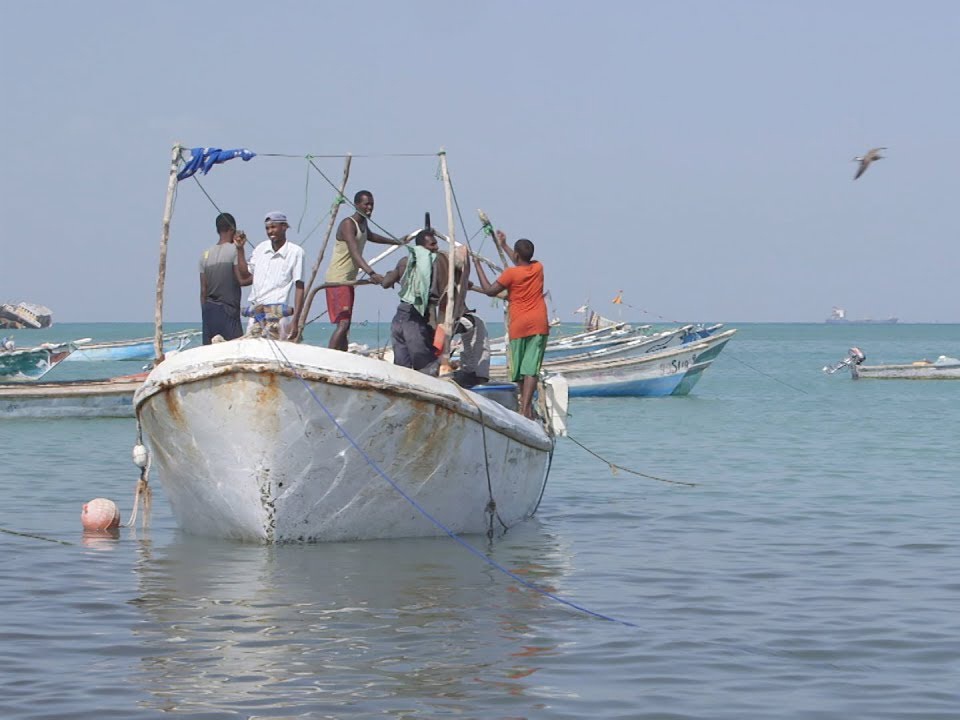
[262, 338, 636, 628]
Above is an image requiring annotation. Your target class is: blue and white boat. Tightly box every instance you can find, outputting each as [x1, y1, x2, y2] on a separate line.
[490, 323, 725, 369]
[0, 339, 88, 383]
[65, 330, 199, 362]
[519, 328, 736, 398]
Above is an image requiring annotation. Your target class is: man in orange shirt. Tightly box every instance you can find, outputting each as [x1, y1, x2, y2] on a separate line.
[473, 231, 549, 419]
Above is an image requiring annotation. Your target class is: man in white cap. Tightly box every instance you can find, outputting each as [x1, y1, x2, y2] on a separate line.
[241, 211, 305, 340]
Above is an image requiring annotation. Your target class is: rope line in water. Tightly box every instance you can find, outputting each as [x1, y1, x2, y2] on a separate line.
[0, 527, 73, 546]
[261, 337, 636, 628]
[724, 352, 810, 395]
[566, 434, 696, 487]
[451, 383, 510, 539]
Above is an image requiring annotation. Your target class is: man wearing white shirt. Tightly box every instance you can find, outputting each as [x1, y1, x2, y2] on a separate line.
[242, 211, 305, 341]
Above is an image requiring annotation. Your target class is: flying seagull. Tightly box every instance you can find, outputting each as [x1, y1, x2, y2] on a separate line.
[853, 147, 886, 180]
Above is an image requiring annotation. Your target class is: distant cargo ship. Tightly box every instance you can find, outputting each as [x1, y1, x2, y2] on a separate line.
[825, 307, 898, 325]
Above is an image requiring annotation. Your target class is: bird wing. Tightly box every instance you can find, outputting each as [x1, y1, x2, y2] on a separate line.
[853, 159, 869, 179]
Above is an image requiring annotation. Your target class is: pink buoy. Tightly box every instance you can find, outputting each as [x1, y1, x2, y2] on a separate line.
[81, 498, 120, 531]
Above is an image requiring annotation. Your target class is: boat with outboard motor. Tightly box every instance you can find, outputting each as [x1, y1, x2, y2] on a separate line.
[824, 347, 960, 379]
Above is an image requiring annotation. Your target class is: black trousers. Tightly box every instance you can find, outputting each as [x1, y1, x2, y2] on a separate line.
[201, 302, 242, 344]
[390, 303, 436, 370]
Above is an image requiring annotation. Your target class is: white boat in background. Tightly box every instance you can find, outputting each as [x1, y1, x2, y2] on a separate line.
[136, 340, 555, 542]
[824, 347, 960, 379]
[65, 330, 199, 362]
[491, 328, 736, 397]
[0, 373, 144, 418]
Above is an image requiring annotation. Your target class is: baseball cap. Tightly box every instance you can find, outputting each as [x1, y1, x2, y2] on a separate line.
[264, 211, 288, 225]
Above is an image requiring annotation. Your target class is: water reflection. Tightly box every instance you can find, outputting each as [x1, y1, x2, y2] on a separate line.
[129, 523, 571, 716]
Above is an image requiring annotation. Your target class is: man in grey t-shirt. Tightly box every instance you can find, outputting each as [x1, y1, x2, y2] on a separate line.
[199, 212, 252, 344]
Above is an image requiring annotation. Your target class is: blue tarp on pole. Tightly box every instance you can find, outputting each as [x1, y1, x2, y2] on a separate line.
[177, 147, 256, 181]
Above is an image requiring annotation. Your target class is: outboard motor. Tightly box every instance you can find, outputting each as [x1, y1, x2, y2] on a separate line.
[823, 347, 866, 374]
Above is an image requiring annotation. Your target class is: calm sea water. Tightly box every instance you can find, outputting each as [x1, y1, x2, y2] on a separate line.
[1, 322, 958, 719]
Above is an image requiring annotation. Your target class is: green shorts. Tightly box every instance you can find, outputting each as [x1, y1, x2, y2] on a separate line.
[508, 334, 548, 381]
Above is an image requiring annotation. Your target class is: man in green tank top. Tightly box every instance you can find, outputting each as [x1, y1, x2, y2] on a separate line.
[324, 190, 406, 351]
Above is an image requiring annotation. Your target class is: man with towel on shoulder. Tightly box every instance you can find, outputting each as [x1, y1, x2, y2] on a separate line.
[380, 228, 441, 373]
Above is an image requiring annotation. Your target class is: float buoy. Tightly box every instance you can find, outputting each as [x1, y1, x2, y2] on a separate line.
[81, 498, 120, 531]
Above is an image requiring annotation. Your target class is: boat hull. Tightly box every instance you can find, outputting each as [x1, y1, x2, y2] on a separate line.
[135, 340, 552, 543]
[66, 331, 198, 362]
[852, 362, 960, 379]
[541, 330, 735, 398]
[555, 344, 707, 397]
[0, 375, 142, 418]
[0, 345, 74, 382]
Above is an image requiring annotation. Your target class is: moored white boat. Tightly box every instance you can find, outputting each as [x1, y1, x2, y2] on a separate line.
[491, 328, 735, 397]
[135, 339, 554, 543]
[0, 373, 144, 418]
[554, 342, 709, 397]
[825, 347, 960, 379]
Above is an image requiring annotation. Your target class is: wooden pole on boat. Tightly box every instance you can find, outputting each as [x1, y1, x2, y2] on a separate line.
[153, 143, 181, 363]
[439, 150, 456, 367]
[477, 208, 512, 375]
[298, 154, 352, 340]
[477, 209, 510, 270]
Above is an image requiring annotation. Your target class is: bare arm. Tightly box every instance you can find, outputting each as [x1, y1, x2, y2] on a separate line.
[495, 230, 519, 266]
[380, 257, 408, 288]
[290, 281, 305, 336]
[339, 218, 383, 283]
[472, 257, 507, 297]
[233, 233, 252, 286]
[200, 273, 207, 305]
[368, 228, 405, 246]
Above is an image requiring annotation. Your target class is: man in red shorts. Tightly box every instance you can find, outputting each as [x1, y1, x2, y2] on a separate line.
[324, 190, 405, 351]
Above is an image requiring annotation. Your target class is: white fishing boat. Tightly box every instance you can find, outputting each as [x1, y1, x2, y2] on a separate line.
[135, 339, 554, 542]
[824, 347, 960, 379]
[0, 373, 144, 418]
[65, 330, 198, 362]
[490, 328, 735, 397]
[548, 342, 710, 397]
[491, 323, 725, 369]
[133, 144, 564, 543]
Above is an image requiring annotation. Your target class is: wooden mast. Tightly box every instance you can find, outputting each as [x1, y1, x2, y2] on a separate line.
[153, 143, 181, 363]
[439, 150, 457, 367]
[298, 154, 352, 340]
[477, 208, 512, 374]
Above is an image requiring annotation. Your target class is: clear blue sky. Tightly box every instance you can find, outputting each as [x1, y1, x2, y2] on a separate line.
[2, 1, 958, 323]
